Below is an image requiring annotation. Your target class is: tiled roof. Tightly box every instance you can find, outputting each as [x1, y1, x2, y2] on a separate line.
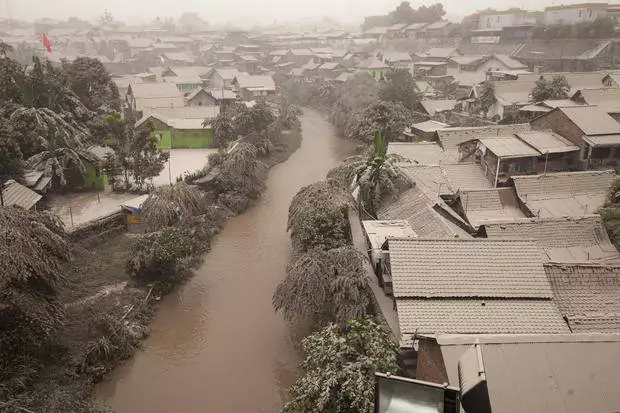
[396, 298, 570, 336]
[493, 54, 527, 70]
[574, 87, 620, 113]
[545, 263, 620, 332]
[387, 142, 449, 166]
[401, 165, 452, 196]
[512, 170, 616, 218]
[378, 186, 467, 239]
[484, 215, 611, 248]
[235, 74, 276, 90]
[387, 238, 551, 298]
[461, 188, 526, 228]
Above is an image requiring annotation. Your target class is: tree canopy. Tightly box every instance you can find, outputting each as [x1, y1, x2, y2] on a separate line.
[282, 317, 399, 413]
[599, 178, 620, 249]
[62, 57, 120, 112]
[531, 75, 571, 102]
[378, 68, 420, 111]
[345, 100, 413, 143]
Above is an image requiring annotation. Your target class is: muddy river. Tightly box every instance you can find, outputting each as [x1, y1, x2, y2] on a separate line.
[96, 109, 356, 412]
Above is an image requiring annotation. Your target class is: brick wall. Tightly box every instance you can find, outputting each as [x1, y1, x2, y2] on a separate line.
[416, 339, 449, 384]
[530, 109, 583, 146]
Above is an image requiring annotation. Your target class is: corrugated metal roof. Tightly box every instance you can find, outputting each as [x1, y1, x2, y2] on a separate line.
[442, 163, 493, 191]
[461, 188, 526, 228]
[546, 263, 620, 332]
[516, 130, 580, 153]
[583, 133, 620, 147]
[559, 105, 620, 136]
[2, 180, 42, 210]
[361, 220, 416, 250]
[419, 99, 457, 116]
[479, 136, 540, 158]
[454, 338, 620, 413]
[437, 124, 531, 159]
[387, 238, 552, 299]
[574, 87, 620, 113]
[397, 298, 569, 338]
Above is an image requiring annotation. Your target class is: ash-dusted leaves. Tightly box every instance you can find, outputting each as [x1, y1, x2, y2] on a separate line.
[142, 182, 208, 230]
[273, 246, 371, 327]
[282, 317, 399, 413]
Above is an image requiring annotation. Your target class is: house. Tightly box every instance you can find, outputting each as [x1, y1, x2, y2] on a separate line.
[477, 9, 541, 29]
[136, 106, 219, 149]
[385, 23, 408, 38]
[419, 99, 457, 119]
[511, 169, 617, 218]
[204, 67, 240, 90]
[161, 52, 197, 65]
[458, 131, 580, 185]
[236, 54, 260, 74]
[1, 180, 42, 210]
[571, 87, 620, 120]
[317, 62, 344, 78]
[355, 57, 389, 82]
[413, 47, 462, 62]
[387, 141, 450, 166]
[544, 2, 609, 25]
[530, 105, 620, 168]
[415, 333, 620, 412]
[412, 61, 449, 79]
[232, 74, 276, 101]
[84, 145, 114, 190]
[127, 82, 185, 114]
[436, 124, 532, 159]
[402, 22, 428, 38]
[285, 49, 314, 66]
[485, 215, 620, 264]
[383, 238, 569, 346]
[186, 88, 237, 107]
[458, 187, 526, 228]
[545, 262, 620, 331]
[418, 20, 453, 38]
[512, 39, 615, 72]
[361, 220, 416, 283]
[408, 120, 450, 141]
[377, 50, 412, 69]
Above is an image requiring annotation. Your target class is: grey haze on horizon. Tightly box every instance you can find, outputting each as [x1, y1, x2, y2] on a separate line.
[0, 0, 597, 26]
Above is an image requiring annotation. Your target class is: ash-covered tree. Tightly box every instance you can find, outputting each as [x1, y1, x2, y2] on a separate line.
[230, 101, 275, 136]
[282, 317, 399, 413]
[435, 78, 459, 99]
[478, 81, 497, 115]
[62, 57, 120, 112]
[378, 68, 420, 111]
[348, 131, 412, 218]
[0, 135, 24, 182]
[0, 208, 69, 365]
[142, 183, 207, 230]
[273, 247, 371, 327]
[531, 75, 571, 102]
[345, 100, 413, 143]
[332, 72, 377, 134]
[208, 112, 235, 148]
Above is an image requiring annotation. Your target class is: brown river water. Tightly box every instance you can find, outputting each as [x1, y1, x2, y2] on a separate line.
[96, 108, 357, 412]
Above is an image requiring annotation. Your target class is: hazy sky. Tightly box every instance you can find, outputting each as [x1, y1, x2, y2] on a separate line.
[0, 0, 597, 26]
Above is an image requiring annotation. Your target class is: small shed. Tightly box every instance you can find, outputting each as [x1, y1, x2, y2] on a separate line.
[1, 180, 42, 210]
[120, 194, 149, 233]
[409, 120, 449, 141]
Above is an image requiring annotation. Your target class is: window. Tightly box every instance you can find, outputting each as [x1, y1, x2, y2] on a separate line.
[497, 16, 500, 22]
[589, 9, 593, 17]
[578, 10, 582, 17]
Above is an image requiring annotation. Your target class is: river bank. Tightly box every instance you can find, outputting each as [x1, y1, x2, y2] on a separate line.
[0, 124, 302, 413]
[95, 108, 356, 413]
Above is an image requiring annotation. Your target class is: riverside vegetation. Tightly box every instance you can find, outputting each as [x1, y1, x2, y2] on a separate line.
[0, 42, 302, 411]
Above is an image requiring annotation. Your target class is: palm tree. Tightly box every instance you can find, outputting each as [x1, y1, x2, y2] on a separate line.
[348, 131, 412, 218]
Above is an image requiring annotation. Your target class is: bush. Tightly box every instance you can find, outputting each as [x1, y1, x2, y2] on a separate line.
[126, 227, 203, 285]
[290, 208, 349, 252]
[282, 317, 399, 413]
[207, 150, 226, 169]
[141, 183, 207, 230]
[599, 177, 620, 249]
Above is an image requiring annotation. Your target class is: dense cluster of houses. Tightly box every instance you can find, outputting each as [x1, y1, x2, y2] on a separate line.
[360, 110, 620, 410]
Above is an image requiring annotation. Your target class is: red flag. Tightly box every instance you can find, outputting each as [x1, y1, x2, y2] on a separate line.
[42, 33, 52, 53]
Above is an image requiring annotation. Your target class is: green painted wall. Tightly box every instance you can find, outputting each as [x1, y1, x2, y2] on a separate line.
[83, 160, 107, 189]
[154, 129, 213, 149]
[360, 68, 385, 82]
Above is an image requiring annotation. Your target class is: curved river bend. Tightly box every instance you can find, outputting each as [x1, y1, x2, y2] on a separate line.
[96, 109, 356, 412]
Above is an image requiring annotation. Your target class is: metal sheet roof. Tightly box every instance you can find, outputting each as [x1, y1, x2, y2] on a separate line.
[2, 180, 42, 210]
[361, 220, 416, 250]
[387, 238, 552, 299]
[387, 142, 449, 166]
[516, 130, 580, 153]
[559, 105, 620, 136]
[479, 136, 540, 158]
[583, 133, 620, 147]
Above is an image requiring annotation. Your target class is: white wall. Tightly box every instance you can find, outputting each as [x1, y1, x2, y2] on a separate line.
[544, 7, 607, 25]
[481, 13, 538, 29]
